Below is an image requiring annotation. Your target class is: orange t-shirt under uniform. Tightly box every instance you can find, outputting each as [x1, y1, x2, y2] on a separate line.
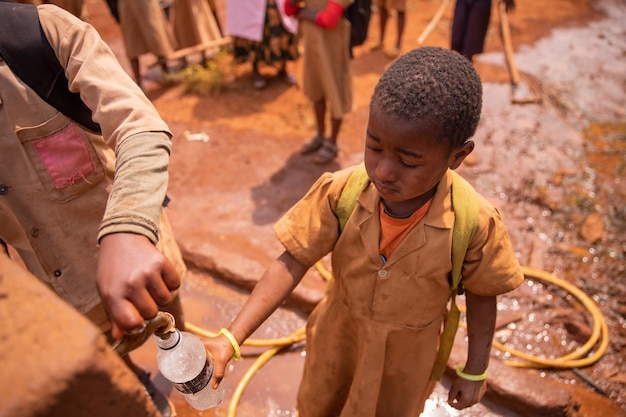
[379, 199, 433, 262]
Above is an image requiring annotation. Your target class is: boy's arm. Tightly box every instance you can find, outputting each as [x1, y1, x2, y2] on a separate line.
[447, 291, 496, 409]
[204, 250, 308, 387]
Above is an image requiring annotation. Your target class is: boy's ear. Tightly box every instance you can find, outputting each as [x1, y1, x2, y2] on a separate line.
[449, 141, 474, 169]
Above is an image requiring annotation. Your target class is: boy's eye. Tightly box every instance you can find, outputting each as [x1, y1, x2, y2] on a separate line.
[366, 143, 382, 152]
[400, 160, 418, 168]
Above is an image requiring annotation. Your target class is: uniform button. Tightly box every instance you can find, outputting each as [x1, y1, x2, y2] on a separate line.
[0, 184, 8, 195]
[378, 269, 388, 278]
[54, 270, 62, 277]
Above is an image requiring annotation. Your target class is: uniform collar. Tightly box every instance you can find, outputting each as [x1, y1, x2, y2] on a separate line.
[356, 169, 456, 231]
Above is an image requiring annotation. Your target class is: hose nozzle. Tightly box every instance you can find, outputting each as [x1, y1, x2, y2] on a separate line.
[112, 312, 176, 356]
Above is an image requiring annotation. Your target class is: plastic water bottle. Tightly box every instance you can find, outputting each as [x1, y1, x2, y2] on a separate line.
[154, 328, 224, 410]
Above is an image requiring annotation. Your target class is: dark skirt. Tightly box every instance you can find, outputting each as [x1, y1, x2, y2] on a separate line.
[450, 0, 492, 59]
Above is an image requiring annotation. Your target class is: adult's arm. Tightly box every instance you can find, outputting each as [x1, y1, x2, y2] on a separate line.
[38, 5, 180, 338]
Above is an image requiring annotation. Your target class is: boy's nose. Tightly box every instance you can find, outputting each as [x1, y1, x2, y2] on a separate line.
[375, 159, 397, 182]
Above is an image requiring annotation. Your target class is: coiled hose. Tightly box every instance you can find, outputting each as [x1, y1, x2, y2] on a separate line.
[186, 264, 609, 417]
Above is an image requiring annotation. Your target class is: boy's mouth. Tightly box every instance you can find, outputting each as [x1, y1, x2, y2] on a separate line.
[373, 181, 397, 196]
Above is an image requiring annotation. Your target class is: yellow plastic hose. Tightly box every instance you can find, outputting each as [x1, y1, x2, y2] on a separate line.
[186, 264, 609, 417]
[227, 344, 288, 417]
[491, 266, 609, 368]
[185, 322, 306, 347]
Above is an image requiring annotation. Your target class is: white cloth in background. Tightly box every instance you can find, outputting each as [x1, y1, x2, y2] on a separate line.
[225, 0, 297, 41]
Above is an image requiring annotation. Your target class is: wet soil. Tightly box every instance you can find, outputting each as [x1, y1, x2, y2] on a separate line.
[83, 0, 626, 416]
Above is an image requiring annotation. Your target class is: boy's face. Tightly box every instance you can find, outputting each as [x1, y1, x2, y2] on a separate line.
[364, 105, 473, 217]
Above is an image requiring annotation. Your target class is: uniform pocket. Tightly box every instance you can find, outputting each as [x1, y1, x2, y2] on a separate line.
[16, 112, 105, 202]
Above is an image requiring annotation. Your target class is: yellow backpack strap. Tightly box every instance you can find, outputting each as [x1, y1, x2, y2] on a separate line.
[336, 163, 370, 233]
[429, 170, 480, 381]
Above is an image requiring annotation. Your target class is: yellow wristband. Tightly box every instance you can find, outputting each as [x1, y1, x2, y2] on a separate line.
[456, 365, 487, 381]
[218, 328, 241, 361]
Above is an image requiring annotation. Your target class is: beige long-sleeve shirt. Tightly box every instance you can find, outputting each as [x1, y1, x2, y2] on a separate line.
[0, 5, 183, 324]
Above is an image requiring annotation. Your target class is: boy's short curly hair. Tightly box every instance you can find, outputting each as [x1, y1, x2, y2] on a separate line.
[371, 47, 482, 148]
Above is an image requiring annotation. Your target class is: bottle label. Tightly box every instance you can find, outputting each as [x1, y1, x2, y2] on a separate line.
[172, 359, 213, 395]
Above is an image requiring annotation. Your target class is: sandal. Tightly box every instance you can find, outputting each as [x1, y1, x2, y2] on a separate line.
[300, 135, 325, 154]
[312, 141, 338, 164]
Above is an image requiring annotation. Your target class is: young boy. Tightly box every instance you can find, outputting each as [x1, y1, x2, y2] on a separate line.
[205, 46, 524, 416]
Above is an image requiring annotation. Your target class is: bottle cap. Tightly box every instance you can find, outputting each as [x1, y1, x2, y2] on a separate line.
[155, 328, 181, 350]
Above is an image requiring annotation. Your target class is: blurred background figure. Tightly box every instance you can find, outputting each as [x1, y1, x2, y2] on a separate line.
[226, 0, 299, 89]
[451, 0, 515, 62]
[118, 0, 177, 88]
[45, 0, 88, 21]
[170, 0, 225, 67]
[370, 0, 405, 58]
[104, 0, 120, 22]
[283, 0, 353, 164]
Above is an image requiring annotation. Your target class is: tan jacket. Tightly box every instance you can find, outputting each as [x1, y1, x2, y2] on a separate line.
[0, 5, 185, 329]
[275, 165, 524, 417]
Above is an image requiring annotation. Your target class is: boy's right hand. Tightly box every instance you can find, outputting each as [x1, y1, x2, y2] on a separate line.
[204, 335, 237, 388]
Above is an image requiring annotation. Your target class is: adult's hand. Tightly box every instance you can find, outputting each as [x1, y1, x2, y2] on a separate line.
[96, 232, 181, 339]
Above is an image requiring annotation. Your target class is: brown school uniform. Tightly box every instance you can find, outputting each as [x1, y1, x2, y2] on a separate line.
[300, 0, 353, 118]
[0, 5, 185, 331]
[275, 165, 524, 417]
[118, 0, 176, 60]
[171, 0, 222, 49]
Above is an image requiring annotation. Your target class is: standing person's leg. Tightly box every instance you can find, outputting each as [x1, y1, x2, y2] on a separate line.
[395, 10, 405, 51]
[252, 59, 267, 89]
[373, 5, 389, 49]
[328, 117, 342, 146]
[278, 60, 297, 85]
[451, 0, 470, 56]
[312, 115, 340, 164]
[300, 99, 327, 154]
[314, 99, 327, 141]
[463, 0, 492, 62]
[384, 8, 404, 58]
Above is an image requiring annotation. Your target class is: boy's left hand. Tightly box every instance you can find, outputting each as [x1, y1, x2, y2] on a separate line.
[447, 377, 487, 409]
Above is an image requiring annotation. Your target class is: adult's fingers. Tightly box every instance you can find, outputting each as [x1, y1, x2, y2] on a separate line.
[145, 271, 175, 307]
[160, 256, 181, 291]
[106, 298, 146, 340]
